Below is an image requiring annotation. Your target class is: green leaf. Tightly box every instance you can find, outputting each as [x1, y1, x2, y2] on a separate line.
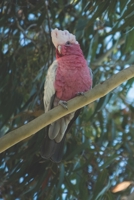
[91, 92, 113, 117]
[92, 170, 110, 200]
[100, 154, 118, 169]
[55, 164, 65, 195]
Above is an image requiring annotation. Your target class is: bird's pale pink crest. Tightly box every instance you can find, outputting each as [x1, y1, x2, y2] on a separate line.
[51, 28, 78, 48]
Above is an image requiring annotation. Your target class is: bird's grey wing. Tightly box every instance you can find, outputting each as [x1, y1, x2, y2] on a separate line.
[42, 60, 76, 162]
[41, 60, 61, 162]
[43, 60, 74, 142]
[50, 109, 81, 162]
[43, 60, 58, 112]
[48, 111, 75, 143]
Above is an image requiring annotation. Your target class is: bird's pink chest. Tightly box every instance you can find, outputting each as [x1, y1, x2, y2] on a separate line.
[55, 56, 92, 101]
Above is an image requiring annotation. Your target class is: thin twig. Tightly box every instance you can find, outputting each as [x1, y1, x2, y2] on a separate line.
[91, 38, 125, 68]
[16, 18, 36, 46]
[44, 1, 51, 37]
[44, 1, 54, 64]
[26, 24, 37, 31]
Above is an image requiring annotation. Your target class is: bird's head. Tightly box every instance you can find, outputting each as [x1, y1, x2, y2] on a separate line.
[51, 28, 82, 58]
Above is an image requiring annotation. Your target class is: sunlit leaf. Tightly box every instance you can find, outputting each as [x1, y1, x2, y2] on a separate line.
[111, 181, 133, 193]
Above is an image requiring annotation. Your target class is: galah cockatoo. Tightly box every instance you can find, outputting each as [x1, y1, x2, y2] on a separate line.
[41, 28, 92, 162]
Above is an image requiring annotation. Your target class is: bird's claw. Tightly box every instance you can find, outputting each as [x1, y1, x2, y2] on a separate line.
[76, 92, 85, 96]
[59, 100, 68, 109]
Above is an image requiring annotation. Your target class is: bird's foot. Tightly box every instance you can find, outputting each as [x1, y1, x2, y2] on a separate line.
[59, 100, 68, 109]
[76, 92, 85, 96]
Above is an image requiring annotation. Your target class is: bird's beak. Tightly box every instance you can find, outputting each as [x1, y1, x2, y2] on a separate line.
[57, 45, 61, 54]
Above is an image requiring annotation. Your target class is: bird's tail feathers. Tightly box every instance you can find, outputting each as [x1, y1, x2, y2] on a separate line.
[41, 132, 65, 163]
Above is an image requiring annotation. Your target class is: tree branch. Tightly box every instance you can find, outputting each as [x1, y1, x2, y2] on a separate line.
[0, 66, 134, 153]
[91, 38, 125, 68]
[16, 19, 36, 46]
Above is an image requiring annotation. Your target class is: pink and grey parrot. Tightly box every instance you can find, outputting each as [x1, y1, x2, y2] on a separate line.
[41, 28, 92, 162]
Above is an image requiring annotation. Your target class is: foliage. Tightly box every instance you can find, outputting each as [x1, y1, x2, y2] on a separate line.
[0, 0, 134, 199]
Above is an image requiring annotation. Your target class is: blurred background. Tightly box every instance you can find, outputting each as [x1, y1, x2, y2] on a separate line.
[0, 0, 134, 199]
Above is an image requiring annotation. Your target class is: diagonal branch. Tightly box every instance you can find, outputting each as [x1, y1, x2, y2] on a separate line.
[91, 38, 125, 68]
[0, 66, 134, 153]
[16, 18, 37, 46]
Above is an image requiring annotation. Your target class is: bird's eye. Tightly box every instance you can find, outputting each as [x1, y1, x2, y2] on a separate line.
[66, 41, 71, 45]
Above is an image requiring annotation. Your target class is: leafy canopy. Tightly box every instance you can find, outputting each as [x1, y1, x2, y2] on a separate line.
[0, 0, 134, 199]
